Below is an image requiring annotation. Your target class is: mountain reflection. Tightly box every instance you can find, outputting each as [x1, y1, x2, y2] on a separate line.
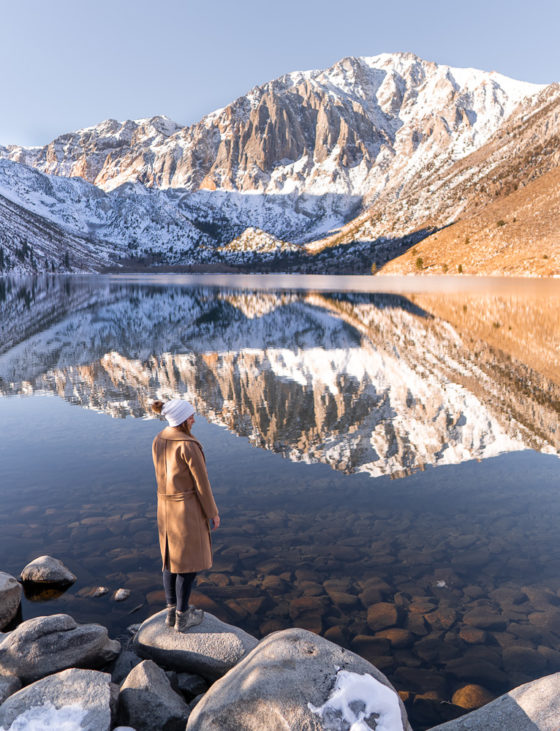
[1, 275, 559, 478]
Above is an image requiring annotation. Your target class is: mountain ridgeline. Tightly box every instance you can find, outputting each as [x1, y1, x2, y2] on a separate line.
[0, 52, 556, 274]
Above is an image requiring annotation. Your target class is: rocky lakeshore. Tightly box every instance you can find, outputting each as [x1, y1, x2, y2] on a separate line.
[1, 560, 560, 730]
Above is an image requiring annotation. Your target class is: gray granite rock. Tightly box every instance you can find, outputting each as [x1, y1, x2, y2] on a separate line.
[187, 627, 411, 731]
[0, 672, 21, 704]
[133, 609, 257, 680]
[176, 672, 209, 700]
[118, 659, 190, 731]
[431, 672, 560, 730]
[20, 555, 76, 585]
[0, 613, 120, 682]
[0, 668, 114, 731]
[0, 572, 22, 630]
[111, 649, 143, 685]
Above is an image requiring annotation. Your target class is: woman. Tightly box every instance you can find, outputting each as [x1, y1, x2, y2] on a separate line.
[151, 398, 220, 632]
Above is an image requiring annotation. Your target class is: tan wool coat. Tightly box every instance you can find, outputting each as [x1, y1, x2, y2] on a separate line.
[152, 426, 219, 573]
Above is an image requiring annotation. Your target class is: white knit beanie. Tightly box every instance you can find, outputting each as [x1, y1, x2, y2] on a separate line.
[162, 399, 195, 427]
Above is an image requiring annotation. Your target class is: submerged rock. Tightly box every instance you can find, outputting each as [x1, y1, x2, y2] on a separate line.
[431, 672, 560, 729]
[118, 659, 190, 731]
[133, 609, 257, 680]
[20, 555, 76, 585]
[113, 588, 131, 602]
[0, 572, 22, 630]
[367, 602, 399, 631]
[187, 627, 411, 731]
[451, 684, 495, 710]
[0, 613, 120, 682]
[0, 668, 115, 731]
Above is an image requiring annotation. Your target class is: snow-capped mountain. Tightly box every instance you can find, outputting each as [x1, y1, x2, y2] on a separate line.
[3, 54, 540, 200]
[1, 280, 558, 478]
[0, 53, 548, 273]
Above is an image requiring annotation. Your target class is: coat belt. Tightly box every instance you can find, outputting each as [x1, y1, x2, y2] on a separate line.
[157, 490, 195, 501]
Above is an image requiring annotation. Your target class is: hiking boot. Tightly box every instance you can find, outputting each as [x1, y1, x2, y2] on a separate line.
[175, 606, 204, 632]
[165, 604, 176, 627]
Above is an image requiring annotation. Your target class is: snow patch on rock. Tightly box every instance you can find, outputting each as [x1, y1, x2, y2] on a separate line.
[0, 702, 87, 731]
[308, 669, 404, 731]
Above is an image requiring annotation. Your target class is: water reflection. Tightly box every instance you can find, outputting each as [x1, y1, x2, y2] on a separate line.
[2, 275, 560, 728]
[1, 276, 559, 478]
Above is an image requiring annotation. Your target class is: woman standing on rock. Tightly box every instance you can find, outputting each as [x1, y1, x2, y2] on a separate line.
[151, 399, 220, 632]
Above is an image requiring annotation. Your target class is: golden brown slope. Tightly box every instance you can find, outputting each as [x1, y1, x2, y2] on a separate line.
[380, 165, 560, 276]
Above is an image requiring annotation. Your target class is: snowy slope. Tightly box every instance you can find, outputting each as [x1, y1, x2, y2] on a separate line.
[0, 159, 218, 272]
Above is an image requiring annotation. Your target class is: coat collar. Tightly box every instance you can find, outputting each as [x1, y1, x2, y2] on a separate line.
[159, 427, 202, 445]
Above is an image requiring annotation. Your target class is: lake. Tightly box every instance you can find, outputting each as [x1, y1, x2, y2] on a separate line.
[1, 273, 560, 728]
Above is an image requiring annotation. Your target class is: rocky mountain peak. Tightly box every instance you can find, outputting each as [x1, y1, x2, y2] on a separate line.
[0, 53, 553, 274]
[0, 54, 543, 200]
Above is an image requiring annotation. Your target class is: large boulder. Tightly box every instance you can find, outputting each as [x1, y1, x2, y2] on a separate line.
[431, 672, 560, 730]
[133, 609, 257, 680]
[187, 627, 411, 731]
[118, 659, 190, 731]
[0, 672, 21, 704]
[0, 572, 22, 630]
[0, 614, 120, 682]
[0, 668, 115, 731]
[21, 555, 76, 585]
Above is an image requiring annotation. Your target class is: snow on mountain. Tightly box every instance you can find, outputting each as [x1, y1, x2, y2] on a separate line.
[2, 116, 181, 185]
[317, 82, 560, 269]
[0, 53, 547, 272]
[0, 159, 220, 273]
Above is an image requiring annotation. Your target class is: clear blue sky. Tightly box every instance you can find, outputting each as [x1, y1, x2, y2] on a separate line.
[2, 0, 558, 146]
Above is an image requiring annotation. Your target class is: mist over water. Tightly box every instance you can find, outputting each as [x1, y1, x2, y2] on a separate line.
[1, 274, 560, 727]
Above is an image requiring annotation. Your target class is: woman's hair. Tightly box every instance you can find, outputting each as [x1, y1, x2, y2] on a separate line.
[151, 400, 192, 434]
[177, 421, 192, 435]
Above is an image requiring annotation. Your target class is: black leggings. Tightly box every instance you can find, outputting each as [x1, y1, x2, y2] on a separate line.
[162, 570, 197, 613]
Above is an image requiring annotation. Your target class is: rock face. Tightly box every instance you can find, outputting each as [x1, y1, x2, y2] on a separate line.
[20, 555, 77, 585]
[118, 659, 190, 731]
[0, 668, 114, 731]
[133, 609, 257, 680]
[0, 613, 120, 682]
[0, 572, 22, 629]
[378, 84, 560, 277]
[3, 55, 539, 201]
[431, 672, 560, 730]
[187, 627, 411, 731]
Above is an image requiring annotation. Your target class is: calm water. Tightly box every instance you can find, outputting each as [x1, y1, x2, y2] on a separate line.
[1, 274, 560, 727]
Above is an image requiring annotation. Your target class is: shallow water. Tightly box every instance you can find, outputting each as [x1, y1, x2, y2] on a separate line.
[1, 274, 560, 727]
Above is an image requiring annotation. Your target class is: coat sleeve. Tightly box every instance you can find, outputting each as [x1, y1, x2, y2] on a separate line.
[183, 442, 219, 520]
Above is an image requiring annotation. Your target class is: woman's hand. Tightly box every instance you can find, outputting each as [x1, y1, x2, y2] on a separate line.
[211, 514, 221, 530]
